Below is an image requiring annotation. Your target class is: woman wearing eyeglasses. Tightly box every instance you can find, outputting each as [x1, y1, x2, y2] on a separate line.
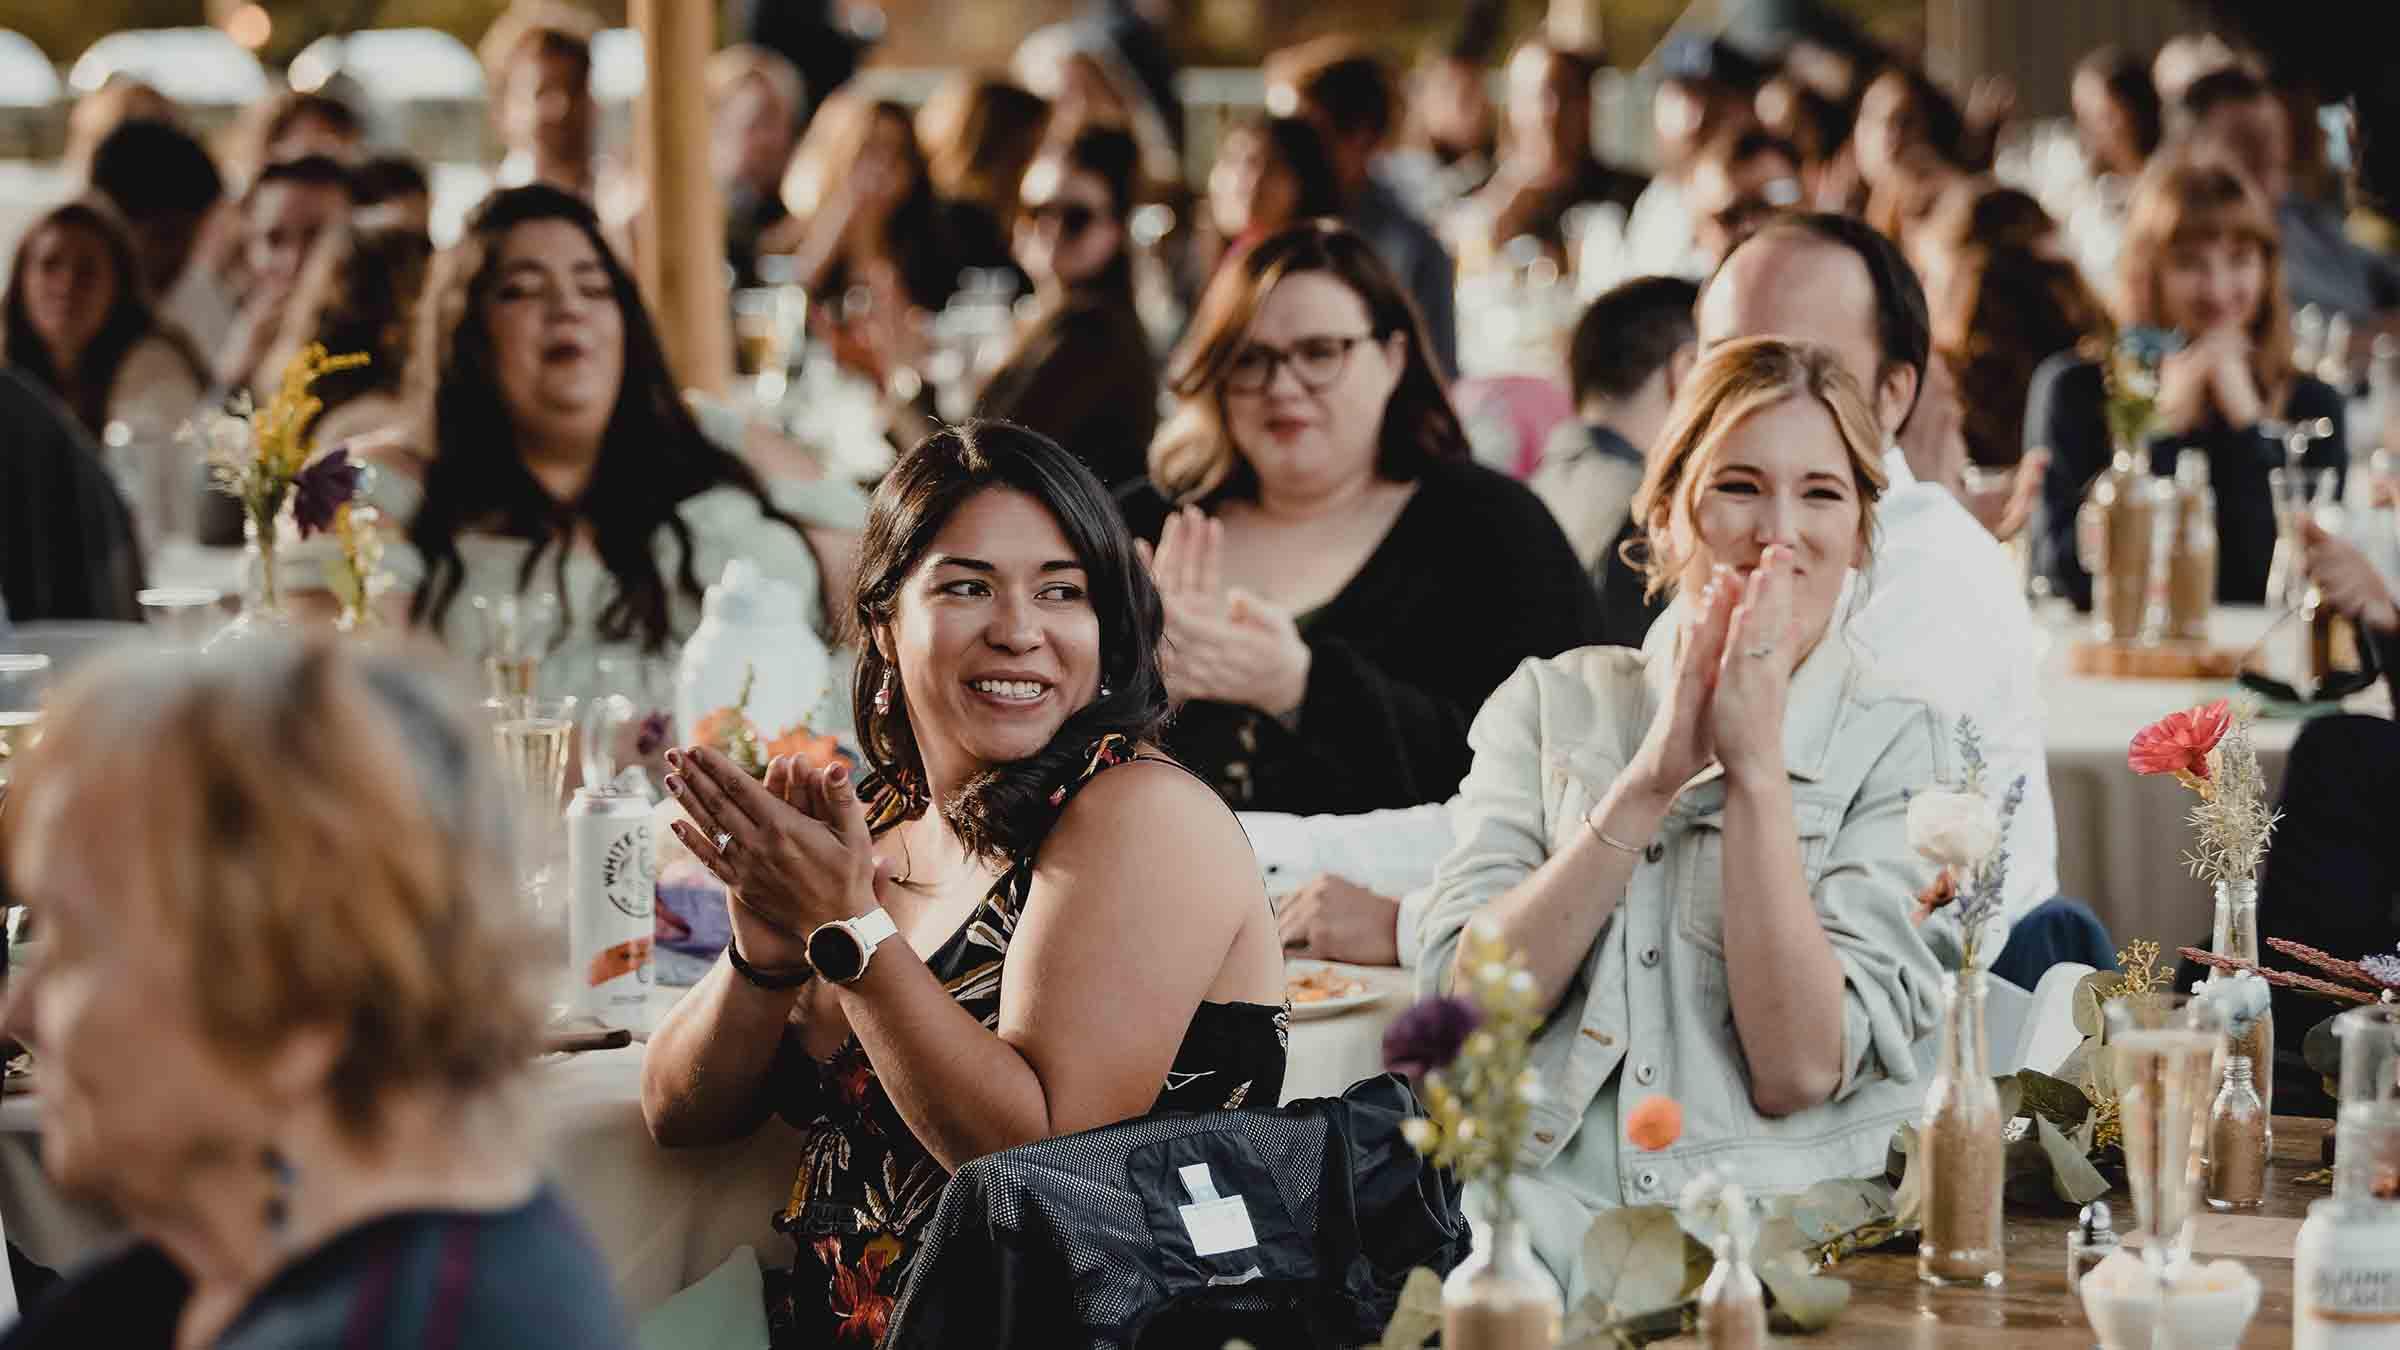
[1118, 221, 1601, 816]
[973, 126, 1159, 491]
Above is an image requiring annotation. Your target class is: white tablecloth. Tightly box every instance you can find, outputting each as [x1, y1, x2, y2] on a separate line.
[0, 964, 1412, 1315]
[2036, 603, 2385, 954]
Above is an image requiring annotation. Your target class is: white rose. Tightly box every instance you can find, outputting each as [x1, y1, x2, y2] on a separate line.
[1907, 790, 2001, 867]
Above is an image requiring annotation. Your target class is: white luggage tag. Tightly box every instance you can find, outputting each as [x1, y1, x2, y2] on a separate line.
[1176, 1162, 1260, 1258]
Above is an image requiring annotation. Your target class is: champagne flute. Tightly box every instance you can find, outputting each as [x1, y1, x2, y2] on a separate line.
[473, 592, 561, 701]
[0, 654, 53, 788]
[2105, 991, 2229, 1346]
[487, 694, 578, 910]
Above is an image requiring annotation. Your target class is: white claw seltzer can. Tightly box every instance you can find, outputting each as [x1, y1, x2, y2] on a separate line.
[567, 786, 656, 1025]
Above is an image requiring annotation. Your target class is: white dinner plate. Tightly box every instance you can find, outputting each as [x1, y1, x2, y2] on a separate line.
[1284, 959, 1388, 1021]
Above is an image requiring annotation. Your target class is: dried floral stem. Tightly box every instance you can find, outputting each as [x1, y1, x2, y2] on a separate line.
[2264, 937, 2398, 990]
[2180, 947, 2378, 1004]
[2184, 710, 2279, 885]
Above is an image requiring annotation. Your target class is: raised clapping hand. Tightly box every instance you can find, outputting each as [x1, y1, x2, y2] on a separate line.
[1137, 506, 1312, 716]
[1624, 547, 1801, 798]
[664, 746, 887, 967]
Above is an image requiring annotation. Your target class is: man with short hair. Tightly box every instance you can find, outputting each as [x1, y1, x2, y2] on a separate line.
[222, 155, 355, 394]
[1267, 37, 1459, 376]
[2183, 65, 2400, 325]
[1693, 213, 2057, 952]
[1531, 275, 1698, 645]
[1684, 130, 1803, 273]
[85, 118, 234, 351]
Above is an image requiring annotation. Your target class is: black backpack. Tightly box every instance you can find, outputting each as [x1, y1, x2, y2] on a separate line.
[882, 1073, 1471, 1350]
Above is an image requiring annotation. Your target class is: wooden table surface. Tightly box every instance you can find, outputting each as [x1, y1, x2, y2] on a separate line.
[1655, 1116, 2328, 1347]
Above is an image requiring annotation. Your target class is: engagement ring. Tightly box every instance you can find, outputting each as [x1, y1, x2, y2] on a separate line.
[712, 829, 735, 855]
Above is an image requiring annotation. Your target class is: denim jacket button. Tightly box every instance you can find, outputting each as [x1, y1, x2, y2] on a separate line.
[1639, 946, 1661, 968]
[1634, 1062, 1657, 1085]
[1637, 1169, 1660, 1191]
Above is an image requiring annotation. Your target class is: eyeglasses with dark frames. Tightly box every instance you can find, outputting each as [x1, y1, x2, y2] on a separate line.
[1224, 332, 1382, 394]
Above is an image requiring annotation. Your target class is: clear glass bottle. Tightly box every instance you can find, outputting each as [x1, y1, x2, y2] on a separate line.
[2296, 1006, 2400, 1347]
[2078, 448, 2155, 642]
[2213, 879, 2274, 1138]
[204, 512, 296, 651]
[2209, 1056, 2269, 1210]
[2168, 451, 2219, 643]
[1919, 970, 2005, 1286]
[2067, 1200, 2120, 1288]
[1441, 1215, 1562, 1350]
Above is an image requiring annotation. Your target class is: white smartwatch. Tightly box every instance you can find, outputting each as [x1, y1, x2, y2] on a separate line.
[806, 908, 900, 986]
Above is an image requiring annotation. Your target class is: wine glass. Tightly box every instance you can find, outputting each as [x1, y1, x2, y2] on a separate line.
[472, 592, 561, 701]
[2105, 991, 2229, 1346]
[487, 694, 579, 910]
[138, 587, 226, 650]
[0, 654, 51, 788]
[584, 650, 676, 793]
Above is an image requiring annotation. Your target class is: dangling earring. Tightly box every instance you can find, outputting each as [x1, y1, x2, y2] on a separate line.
[1098, 681, 1112, 699]
[873, 669, 893, 715]
[261, 1144, 296, 1236]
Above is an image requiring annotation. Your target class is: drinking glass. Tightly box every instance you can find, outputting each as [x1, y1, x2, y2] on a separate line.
[584, 649, 677, 793]
[2106, 991, 2228, 1345]
[733, 287, 789, 408]
[0, 654, 50, 788]
[2266, 466, 2342, 608]
[488, 694, 578, 907]
[138, 587, 226, 650]
[472, 592, 560, 701]
[2331, 1005, 2400, 1201]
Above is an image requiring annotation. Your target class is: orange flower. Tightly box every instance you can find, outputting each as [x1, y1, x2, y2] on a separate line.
[2128, 699, 2231, 793]
[1626, 1094, 1684, 1151]
[692, 705, 747, 749]
[766, 724, 844, 769]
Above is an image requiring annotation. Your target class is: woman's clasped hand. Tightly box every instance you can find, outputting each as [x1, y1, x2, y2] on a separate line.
[1137, 504, 1312, 717]
[1626, 544, 1804, 798]
[666, 747, 886, 963]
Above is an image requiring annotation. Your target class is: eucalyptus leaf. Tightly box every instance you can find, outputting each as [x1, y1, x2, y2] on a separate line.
[1758, 1257, 1852, 1332]
[1888, 1125, 1926, 1229]
[1376, 1267, 1443, 1350]
[1783, 1178, 1892, 1245]
[2073, 971, 2120, 1037]
[1992, 1073, 2025, 1125]
[2037, 1114, 2110, 1204]
[1752, 1214, 1808, 1264]
[1582, 1205, 1695, 1321]
[2014, 1069, 2094, 1130]
[2306, 1013, 2343, 1080]
[2053, 1040, 2093, 1093]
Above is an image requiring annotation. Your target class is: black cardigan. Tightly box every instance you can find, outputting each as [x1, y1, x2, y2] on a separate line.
[975, 288, 1159, 492]
[1118, 456, 1604, 815]
[2026, 351, 2348, 609]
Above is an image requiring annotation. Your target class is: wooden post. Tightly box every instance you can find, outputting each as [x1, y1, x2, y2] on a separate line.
[631, 0, 730, 394]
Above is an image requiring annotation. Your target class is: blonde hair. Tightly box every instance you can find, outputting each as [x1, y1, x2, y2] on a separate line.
[707, 44, 806, 131]
[2115, 149, 2293, 403]
[1629, 337, 1889, 599]
[0, 638, 543, 1136]
[916, 73, 1050, 217]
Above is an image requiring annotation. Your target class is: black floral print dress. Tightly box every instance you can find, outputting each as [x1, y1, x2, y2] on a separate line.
[762, 737, 1290, 1346]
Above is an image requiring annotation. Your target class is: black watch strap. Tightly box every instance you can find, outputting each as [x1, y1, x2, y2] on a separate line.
[726, 939, 814, 990]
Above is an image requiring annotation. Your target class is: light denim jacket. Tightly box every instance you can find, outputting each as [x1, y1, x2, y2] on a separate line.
[1416, 592, 1951, 1273]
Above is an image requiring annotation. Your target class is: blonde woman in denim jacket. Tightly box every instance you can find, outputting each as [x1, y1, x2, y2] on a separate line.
[1416, 337, 1951, 1297]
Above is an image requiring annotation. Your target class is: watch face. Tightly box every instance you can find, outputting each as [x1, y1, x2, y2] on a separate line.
[809, 923, 866, 983]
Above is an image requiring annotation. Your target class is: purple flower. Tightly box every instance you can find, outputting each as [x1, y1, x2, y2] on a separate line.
[634, 711, 673, 758]
[1382, 995, 1482, 1080]
[292, 447, 362, 538]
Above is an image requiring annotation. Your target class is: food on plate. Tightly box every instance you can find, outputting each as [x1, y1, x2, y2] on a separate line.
[1286, 964, 1367, 1005]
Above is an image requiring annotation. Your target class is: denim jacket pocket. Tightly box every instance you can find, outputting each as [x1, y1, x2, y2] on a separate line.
[1674, 796, 1842, 956]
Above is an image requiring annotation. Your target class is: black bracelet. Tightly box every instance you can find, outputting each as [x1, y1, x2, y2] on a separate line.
[726, 939, 814, 990]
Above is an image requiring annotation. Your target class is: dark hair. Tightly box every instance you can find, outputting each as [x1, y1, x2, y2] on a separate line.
[1055, 123, 1140, 222]
[262, 90, 364, 155]
[1273, 41, 1395, 143]
[407, 185, 802, 651]
[2, 198, 207, 438]
[353, 153, 432, 208]
[1939, 247, 2111, 468]
[1724, 128, 1802, 174]
[2076, 46, 2164, 160]
[852, 421, 1169, 864]
[284, 223, 434, 422]
[88, 118, 222, 218]
[1741, 212, 1932, 419]
[1568, 275, 1700, 406]
[247, 154, 357, 208]
[1154, 219, 1465, 502]
[2181, 65, 2271, 124]
[1225, 113, 1345, 220]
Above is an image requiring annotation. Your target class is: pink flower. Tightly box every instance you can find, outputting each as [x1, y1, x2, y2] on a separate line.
[2128, 699, 2231, 787]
